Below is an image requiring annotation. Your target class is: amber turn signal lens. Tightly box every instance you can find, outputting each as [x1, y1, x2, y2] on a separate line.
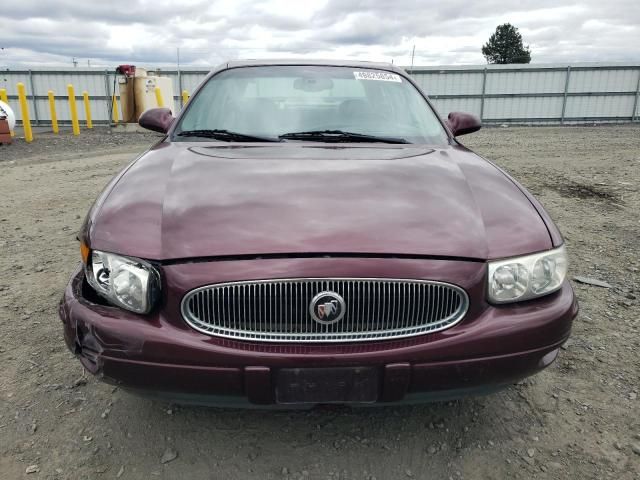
[80, 241, 90, 264]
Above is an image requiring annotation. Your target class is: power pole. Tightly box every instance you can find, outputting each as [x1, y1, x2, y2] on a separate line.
[0, 47, 6, 87]
[177, 47, 183, 107]
[410, 45, 415, 74]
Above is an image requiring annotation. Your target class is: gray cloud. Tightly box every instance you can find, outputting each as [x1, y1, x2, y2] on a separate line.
[0, 0, 213, 25]
[1, 0, 639, 68]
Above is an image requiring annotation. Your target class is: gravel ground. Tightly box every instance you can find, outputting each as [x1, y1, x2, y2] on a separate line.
[0, 128, 161, 164]
[0, 126, 639, 479]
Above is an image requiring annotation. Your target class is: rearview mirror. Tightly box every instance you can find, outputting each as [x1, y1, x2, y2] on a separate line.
[446, 112, 481, 137]
[293, 77, 334, 92]
[139, 107, 174, 134]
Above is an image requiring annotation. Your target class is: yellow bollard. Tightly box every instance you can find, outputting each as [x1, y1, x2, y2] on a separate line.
[17, 83, 33, 143]
[154, 86, 164, 107]
[0, 88, 14, 136]
[67, 84, 80, 136]
[111, 95, 119, 124]
[48, 90, 59, 134]
[181, 90, 190, 106]
[82, 91, 93, 129]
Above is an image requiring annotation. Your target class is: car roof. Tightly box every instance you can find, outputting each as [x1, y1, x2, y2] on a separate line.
[222, 58, 405, 74]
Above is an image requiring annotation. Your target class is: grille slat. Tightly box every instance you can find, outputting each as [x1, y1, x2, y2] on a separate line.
[181, 278, 468, 343]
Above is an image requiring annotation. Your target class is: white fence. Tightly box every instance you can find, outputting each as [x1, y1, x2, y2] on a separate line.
[1, 62, 639, 126]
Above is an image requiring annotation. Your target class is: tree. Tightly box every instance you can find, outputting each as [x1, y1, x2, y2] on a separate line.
[482, 23, 531, 64]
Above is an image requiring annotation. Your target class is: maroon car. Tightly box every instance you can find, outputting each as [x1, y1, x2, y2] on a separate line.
[59, 60, 577, 406]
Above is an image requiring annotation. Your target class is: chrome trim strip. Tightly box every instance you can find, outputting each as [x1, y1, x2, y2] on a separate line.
[180, 278, 469, 343]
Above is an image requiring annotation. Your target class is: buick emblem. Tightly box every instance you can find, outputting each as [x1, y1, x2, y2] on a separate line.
[309, 291, 346, 325]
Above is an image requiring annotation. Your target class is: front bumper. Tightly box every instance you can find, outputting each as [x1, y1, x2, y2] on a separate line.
[59, 263, 577, 406]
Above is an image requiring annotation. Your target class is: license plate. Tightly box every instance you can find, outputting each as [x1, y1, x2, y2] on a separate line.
[275, 367, 379, 404]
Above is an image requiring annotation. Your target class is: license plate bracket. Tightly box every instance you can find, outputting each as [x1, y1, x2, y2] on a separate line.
[275, 367, 379, 404]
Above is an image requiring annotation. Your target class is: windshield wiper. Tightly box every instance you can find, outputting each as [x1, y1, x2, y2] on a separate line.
[176, 129, 281, 142]
[279, 130, 410, 144]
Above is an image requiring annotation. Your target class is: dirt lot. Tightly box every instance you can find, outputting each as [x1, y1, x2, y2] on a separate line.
[0, 126, 639, 479]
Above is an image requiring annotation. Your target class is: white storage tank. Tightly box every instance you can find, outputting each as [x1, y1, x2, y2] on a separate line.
[118, 68, 175, 122]
[134, 75, 175, 116]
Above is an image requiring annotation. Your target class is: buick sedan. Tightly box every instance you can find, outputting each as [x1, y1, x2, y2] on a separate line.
[59, 60, 577, 406]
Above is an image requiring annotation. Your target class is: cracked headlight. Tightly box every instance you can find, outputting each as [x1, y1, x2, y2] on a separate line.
[85, 250, 160, 313]
[488, 246, 567, 304]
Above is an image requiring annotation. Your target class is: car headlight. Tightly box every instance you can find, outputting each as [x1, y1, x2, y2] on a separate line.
[85, 250, 160, 313]
[488, 245, 567, 304]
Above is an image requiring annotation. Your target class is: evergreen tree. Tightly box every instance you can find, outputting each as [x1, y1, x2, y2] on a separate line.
[482, 24, 531, 64]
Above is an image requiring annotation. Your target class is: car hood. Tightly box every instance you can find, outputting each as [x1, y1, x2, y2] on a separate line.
[87, 142, 552, 261]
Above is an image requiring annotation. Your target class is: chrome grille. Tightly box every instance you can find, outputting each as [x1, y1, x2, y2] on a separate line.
[181, 278, 468, 343]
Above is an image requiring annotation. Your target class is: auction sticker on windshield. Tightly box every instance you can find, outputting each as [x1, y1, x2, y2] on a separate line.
[353, 71, 402, 82]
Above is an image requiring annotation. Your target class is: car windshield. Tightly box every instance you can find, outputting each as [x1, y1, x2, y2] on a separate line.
[174, 65, 449, 145]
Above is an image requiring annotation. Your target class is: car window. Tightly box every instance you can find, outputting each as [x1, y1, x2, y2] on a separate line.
[176, 65, 448, 144]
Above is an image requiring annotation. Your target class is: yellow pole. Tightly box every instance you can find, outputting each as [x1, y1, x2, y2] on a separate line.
[111, 94, 119, 123]
[181, 90, 189, 106]
[17, 82, 33, 143]
[82, 91, 93, 129]
[154, 86, 164, 107]
[0, 88, 14, 136]
[48, 90, 59, 134]
[67, 84, 80, 136]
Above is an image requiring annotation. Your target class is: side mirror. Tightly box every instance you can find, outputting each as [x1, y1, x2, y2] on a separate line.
[139, 107, 174, 134]
[446, 112, 481, 137]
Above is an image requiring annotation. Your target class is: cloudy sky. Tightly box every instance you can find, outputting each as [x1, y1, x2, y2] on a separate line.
[1, 0, 639, 68]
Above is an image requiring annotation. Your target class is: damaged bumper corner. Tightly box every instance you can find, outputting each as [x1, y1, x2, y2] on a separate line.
[59, 264, 144, 376]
